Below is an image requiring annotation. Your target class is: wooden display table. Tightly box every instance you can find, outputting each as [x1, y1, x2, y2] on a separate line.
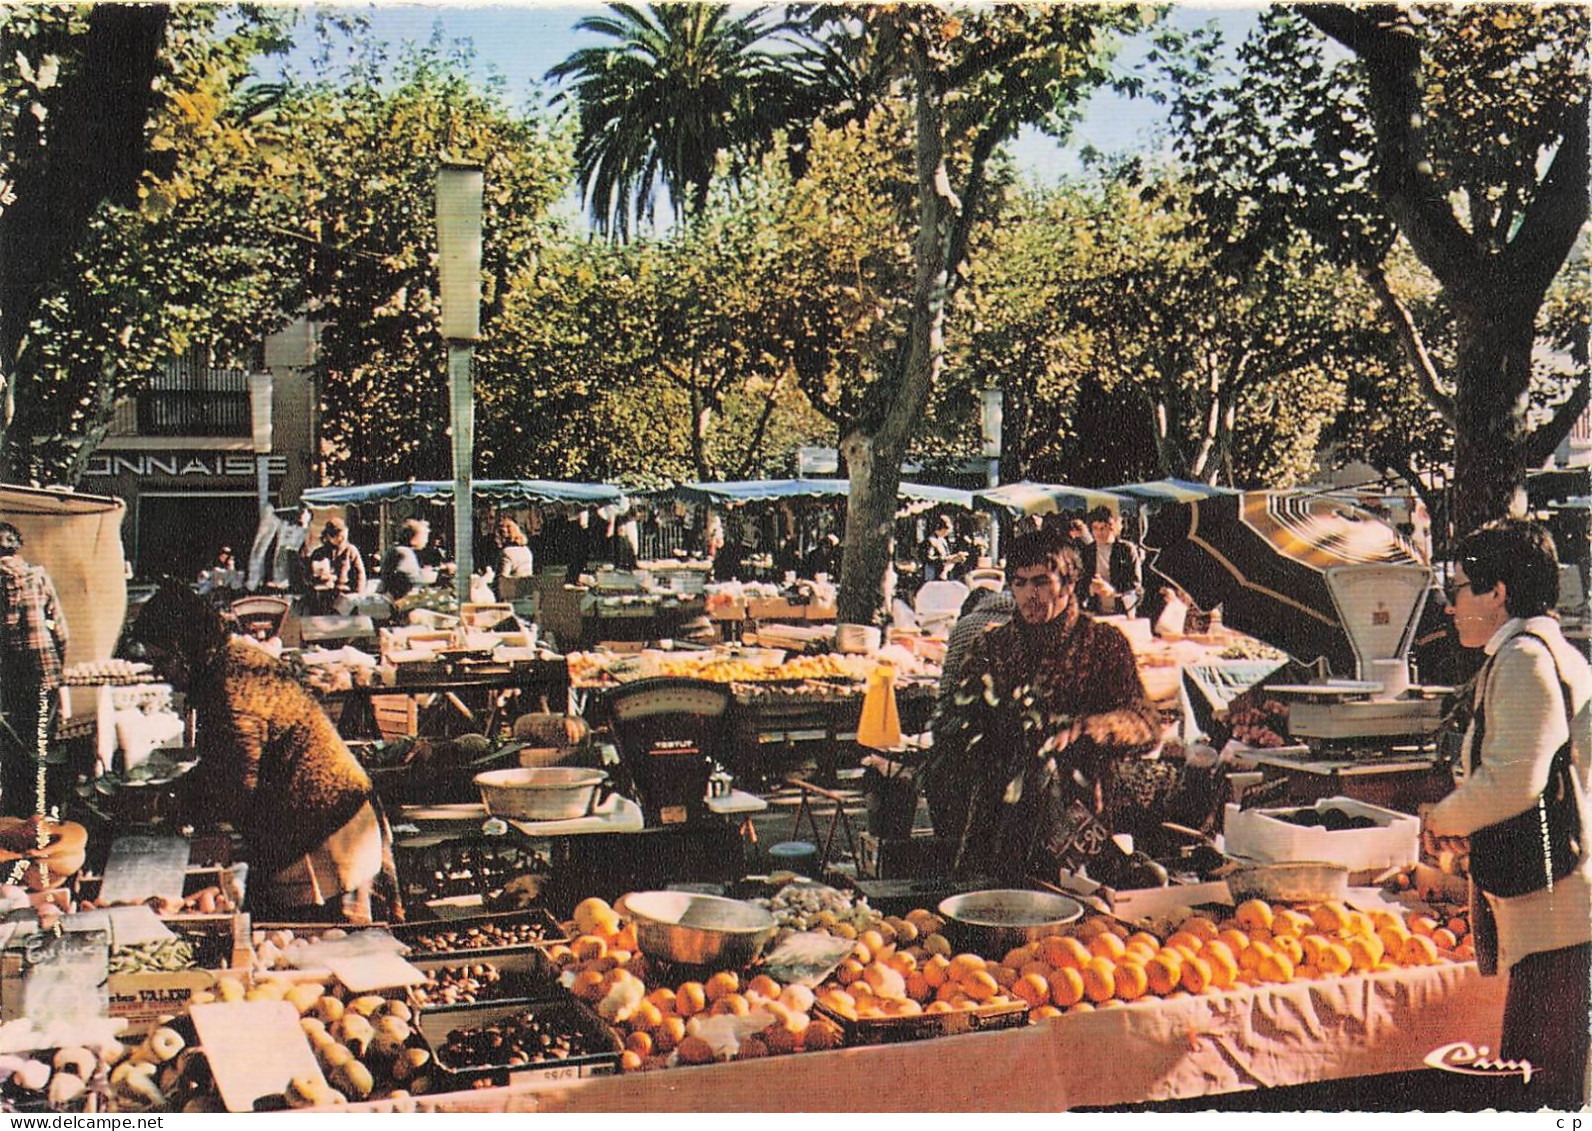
[332, 962, 1506, 1112]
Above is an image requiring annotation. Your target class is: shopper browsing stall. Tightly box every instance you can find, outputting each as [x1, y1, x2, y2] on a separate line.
[0, 523, 68, 818]
[1421, 519, 1591, 1110]
[130, 585, 398, 923]
[380, 518, 431, 601]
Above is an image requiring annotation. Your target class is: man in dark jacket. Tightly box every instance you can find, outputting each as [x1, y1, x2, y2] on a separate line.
[1077, 506, 1144, 616]
[924, 530, 1159, 879]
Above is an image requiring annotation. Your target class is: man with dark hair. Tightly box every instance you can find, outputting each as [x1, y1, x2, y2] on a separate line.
[0, 523, 69, 817]
[1423, 517, 1591, 1109]
[1077, 505, 1143, 616]
[924, 529, 1160, 878]
[307, 517, 366, 604]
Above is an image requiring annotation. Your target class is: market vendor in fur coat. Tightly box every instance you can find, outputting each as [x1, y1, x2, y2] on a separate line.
[130, 585, 400, 923]
[923, 530, 1161, 880]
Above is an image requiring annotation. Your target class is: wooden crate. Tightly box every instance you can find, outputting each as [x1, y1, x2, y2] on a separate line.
[371, 694, 419, 740]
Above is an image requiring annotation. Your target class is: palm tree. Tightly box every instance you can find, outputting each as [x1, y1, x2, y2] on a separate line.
[547, 3, 802, 239]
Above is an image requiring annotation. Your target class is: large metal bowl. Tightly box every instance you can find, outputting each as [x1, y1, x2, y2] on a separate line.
[938, 889, 1085, 954]
[474, 767, 606, 821]
[618, 891, 777, 970]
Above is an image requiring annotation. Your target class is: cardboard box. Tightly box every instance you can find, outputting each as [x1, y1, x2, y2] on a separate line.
[1223, 795, 1419, 872]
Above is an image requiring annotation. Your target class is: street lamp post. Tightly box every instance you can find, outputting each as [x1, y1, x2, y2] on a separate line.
[436, 160, 485, 608]
[981, 387, 1004, 561]
[248, 370, 274, 514]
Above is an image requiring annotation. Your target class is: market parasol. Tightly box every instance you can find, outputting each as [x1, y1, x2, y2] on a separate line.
[1143, 490, 1432, 676]
[1110, 479, 1239, 511]
[971, 481, 1134, 519]
[300, 480, 627, 507]
[654, 479, 974, 509]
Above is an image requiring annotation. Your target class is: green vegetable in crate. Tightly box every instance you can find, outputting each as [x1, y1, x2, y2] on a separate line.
[110, 937, 196, 974]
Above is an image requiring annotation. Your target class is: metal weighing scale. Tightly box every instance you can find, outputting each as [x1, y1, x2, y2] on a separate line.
[605, 677, 733, 827]
[1252, 565, 1456, 808]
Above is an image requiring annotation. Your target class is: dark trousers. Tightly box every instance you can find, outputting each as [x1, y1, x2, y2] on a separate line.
[1500, 941, 1591, 1110]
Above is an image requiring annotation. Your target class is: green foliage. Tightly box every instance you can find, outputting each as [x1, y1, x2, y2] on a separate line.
[547, 3, 807, 237]
[274, 42, 573, 485]
[1, 4, 301, 483]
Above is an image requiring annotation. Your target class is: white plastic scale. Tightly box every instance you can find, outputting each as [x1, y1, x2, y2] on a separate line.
[1266, 565, 1449, 749]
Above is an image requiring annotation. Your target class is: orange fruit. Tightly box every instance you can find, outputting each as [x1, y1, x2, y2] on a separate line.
[988, 964, 1019, 990]
[1013, 972, 1050, 1008]
[1003, 944, 1037, 969]
[1400, 935, 1439, 967]
[834, 959, 865, 986]
[1182, 916, 1220, 942]
[1257, 951, 1295, 984]
[1050, 966, 1085, 1007]
[1217, 928, 1250, 954]
[1445, 916, 1468, 939]
[1407, 914, 1438, 938]
[1202, 940, 1238, 988]
[646, 987, 677, 1015]
[1272, 935, 1305, 967]
[1180, 955, 1213, 994]
[711, 992, 751, 1017]
[1081, 958, 1116, 1003]
[1043, 936, 1092, 971]
[859, 929, 887, 955]
[924, 1000, 954, 1015]
[1309, 902, 1350, 933]
[1165, 931, 1204, 957]
[1089, 933, 1127, 961]
[656, 1016, 686, 1052]
[1430, 928, 1458, 951]
[613, 925, 638, 952]
[1033, 1004, 1063, 1020]
[1317, 941, 1353, 977]
[1114, 961, 1149, 1002]
[746, 974, 781, 1001]
[1126, 931, 1162, 953]
[922, 955, 952, 988]
[904, 972, 932, 1002]
[625, 1030, 654, 1057]
[628, 1001, 664, 1032]
[1235, 899, 1274, 931]
[619, 1049, 644, 1072]
[1377, 925, 1411, 954]
[1237, 941, 1272, 974]
[571, 934, 609, 961]
[705, 971, 740, 1002]
[1145, 950, 1183, 996]
[888, 950, 918, 976]
[1347, 934, 1385, 972]
[675, 982, 707, 1017]
[570, 968, 605, 1001]
[923, 933, 952, 958]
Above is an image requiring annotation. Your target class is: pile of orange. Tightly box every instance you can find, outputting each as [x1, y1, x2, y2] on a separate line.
[549, 898, 829, 1071]
[547, 895, 1472, 1068]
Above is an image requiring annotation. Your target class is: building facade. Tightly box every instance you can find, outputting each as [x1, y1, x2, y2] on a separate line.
[80, 319, 322, 580]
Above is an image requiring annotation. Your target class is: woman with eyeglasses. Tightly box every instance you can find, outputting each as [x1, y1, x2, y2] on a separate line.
[1422, 518, 1591, 1110]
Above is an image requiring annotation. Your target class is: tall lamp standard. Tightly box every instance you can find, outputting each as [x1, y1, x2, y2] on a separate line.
[247, 370, 274, 513]
[980, 387, 1004, 561]
[436, 159, 484, 607]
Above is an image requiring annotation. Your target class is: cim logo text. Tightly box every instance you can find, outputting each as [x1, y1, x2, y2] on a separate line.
[1424, 1041, 1534, 1083]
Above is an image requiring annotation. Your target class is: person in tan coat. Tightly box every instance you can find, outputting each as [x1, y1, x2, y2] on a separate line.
[131, 585, 398, 922]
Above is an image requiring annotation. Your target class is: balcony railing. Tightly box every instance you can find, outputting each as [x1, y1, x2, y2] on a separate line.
[135, 367, 251, 437]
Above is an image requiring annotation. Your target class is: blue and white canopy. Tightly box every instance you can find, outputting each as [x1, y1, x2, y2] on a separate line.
[300, 479, 627, 507]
